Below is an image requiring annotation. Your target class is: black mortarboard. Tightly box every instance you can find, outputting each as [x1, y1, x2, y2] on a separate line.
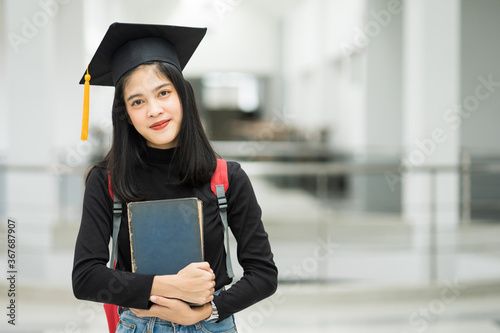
[79, 22, 207, 140]
[80, 22, 207, 86]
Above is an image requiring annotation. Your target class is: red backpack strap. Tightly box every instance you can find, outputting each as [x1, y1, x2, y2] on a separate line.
[107, 171, 121, 269]
[107, 170, 114, 199]
[103, 303, 119, 333]
[210, 159, 234, 278]
[211, 159, 229, 195]
[105, 171, 120, 332]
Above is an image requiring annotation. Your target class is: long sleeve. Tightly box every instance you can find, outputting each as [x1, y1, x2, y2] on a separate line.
[212, 162, 278, 321]
[72, 167, 154, 309]
[72, 152, 278, 318]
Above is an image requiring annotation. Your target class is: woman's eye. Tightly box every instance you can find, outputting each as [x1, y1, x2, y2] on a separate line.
[131, 100, 143, 106]
[159, 90, 169, 97]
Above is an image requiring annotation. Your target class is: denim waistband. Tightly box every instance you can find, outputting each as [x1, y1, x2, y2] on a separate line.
[119, 308, 180, 327]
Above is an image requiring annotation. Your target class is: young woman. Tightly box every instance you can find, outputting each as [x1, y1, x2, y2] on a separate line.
[72, 23, 278, 332]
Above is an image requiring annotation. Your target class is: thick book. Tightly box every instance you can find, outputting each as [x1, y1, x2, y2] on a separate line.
[127, 197, 204, 275]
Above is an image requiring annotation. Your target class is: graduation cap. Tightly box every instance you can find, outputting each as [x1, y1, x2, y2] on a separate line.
[79, 22, 207, 140]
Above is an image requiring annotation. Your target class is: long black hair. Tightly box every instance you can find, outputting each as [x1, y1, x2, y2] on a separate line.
[87, 61, 217, 202]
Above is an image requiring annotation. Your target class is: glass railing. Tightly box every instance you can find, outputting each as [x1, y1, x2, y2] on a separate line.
[0, 145, 499, 288]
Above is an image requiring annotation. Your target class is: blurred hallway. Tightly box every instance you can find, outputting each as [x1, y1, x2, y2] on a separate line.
[2, 0, 500, 331]
[2, 174, 500, 331]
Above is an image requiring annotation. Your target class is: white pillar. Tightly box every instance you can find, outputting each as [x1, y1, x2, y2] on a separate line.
[402, 0, 461, 282]
[352, 0, 404, 213]
[364, 0, 403, 154]
[0, 1, 7, 219]
[4, 0, 84, 285]
[0, 1, 7, 155]
[5, 0, 55, 285]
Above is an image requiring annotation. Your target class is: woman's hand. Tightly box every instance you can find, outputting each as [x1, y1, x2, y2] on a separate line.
[130, 296, 212, 326]
[151, 262, 216, 305]
[175, 262, 216, 305]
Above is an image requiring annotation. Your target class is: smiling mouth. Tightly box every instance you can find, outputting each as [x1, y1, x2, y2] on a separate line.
[150, 120, 170, 130]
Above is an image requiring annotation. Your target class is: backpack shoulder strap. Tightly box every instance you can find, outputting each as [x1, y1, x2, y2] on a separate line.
[107, 171, 122, 269]
[211, 159, 234, 279]
[108, 163, 233, 277]
[211, 159, 229, 194]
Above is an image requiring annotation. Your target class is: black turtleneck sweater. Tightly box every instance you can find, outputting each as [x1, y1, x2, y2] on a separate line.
[72, 147, 277, 322]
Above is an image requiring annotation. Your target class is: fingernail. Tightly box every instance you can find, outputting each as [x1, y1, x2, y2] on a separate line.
[151, 296, 157, 302]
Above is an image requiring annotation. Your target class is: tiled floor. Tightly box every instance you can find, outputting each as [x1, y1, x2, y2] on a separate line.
[235, 282, 500, 333]
[0, 281, 499, 333]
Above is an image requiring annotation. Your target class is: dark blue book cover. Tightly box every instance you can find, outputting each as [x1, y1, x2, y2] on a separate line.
[127, 198, 204, 275]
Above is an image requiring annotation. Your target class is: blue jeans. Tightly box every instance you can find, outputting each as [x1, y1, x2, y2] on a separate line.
[116, 308, 237, 333]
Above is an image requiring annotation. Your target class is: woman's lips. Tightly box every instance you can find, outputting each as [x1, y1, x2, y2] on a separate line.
[150, 120, 170, 130]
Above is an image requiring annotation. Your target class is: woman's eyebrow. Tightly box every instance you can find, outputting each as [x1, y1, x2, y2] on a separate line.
[154, 83, 173, 91]
[126, 93, 142, 102]
[126, 83, 173, 102]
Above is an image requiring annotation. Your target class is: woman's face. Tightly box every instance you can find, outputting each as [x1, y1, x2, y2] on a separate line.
[123, 64, 183, 149]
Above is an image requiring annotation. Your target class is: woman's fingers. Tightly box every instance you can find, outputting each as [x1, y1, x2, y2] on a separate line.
[130, 307, 148, 317]
[150, 295, 174, 306]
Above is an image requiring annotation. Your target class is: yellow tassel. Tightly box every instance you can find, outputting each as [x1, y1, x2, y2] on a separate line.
[81, 65, 91, 141]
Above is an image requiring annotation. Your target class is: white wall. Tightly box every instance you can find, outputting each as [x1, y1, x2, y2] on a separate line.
[460, 0, 500, 152]
[364, 0, 402, 153]
[52, 2, 87, 152]
[0, 1, 7, 155]
[282, 0, 323, 134]
[180, 3, 280, 76]
[350, 0, 404, 214]
[280, 0, 403, 153]
[325, 0, 367, 59]
[3, 0, 86, 286]
[282, 0, 367, 145]
[325, 0, 366, 150]
[83, 0, 280, 77]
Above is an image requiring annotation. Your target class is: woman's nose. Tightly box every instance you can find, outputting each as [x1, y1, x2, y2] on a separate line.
[147, 100, 164, 117]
